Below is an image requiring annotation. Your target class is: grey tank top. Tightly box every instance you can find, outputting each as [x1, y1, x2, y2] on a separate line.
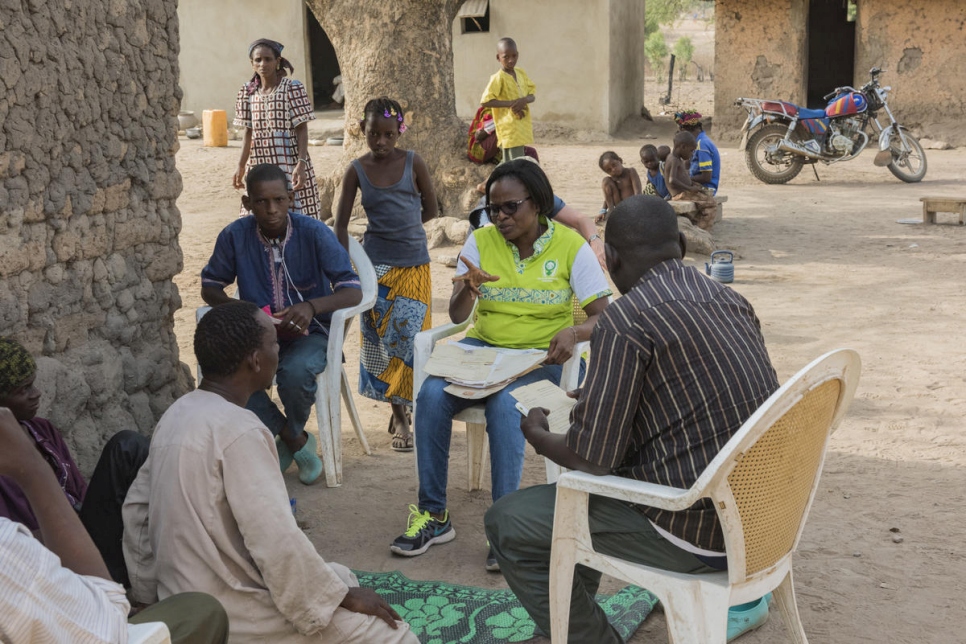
[352, 150, 430, 267]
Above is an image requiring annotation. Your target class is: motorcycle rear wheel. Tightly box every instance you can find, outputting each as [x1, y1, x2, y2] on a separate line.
[887, 133, 927, 183]
[745, 124, 805, 184]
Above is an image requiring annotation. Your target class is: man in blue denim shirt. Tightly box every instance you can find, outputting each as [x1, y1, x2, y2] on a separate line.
[201, 164, 362, 484]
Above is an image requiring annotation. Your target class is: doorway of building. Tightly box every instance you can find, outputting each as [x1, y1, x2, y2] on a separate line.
[306, 8, 342, 108]
[807, 0, 856, 108]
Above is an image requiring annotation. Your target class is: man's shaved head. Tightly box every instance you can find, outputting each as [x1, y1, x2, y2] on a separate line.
[604, 196, 685, 294]
[606, 196, 679, 256]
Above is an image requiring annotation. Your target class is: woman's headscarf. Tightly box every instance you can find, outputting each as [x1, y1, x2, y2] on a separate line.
[246, 38, 295, 95]
[0, 338, 36, 397]
[674, 109, 703, 129]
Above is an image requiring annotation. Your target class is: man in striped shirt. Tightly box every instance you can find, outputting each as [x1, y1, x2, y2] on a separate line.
[485, 195, 779, 643]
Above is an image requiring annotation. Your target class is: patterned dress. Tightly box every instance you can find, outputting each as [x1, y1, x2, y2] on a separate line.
[233, 77, 322, 219]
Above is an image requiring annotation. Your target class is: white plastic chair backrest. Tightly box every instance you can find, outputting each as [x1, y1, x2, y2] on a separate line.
[693, 349, 861, 586]
[319, 234, 377, 427]
[346, 236, 377, 312]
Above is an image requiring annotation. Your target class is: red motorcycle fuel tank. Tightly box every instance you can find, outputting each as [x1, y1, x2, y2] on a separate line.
[826, 92, 868, 118]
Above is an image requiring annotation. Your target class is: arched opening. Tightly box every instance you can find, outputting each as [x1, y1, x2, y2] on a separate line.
[306, 8, 343, 109]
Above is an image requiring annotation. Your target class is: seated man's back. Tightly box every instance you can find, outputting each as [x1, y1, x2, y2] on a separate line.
[124, 301, 415, 644]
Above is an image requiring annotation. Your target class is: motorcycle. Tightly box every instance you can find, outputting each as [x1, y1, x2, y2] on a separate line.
[735, 67, 927, 184]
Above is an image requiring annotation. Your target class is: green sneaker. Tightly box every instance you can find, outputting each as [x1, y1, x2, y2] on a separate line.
[390, 505, 455, 556]
[292, 432, 323, 485]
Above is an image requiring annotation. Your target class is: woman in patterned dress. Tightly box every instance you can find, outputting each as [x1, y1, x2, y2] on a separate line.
[232, 38, 322, 219]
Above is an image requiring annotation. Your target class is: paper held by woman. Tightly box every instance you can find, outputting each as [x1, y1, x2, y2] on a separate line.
[424, 341, 547, 399]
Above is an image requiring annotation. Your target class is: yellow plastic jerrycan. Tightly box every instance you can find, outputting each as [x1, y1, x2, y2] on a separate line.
[203, 109, 229, 147]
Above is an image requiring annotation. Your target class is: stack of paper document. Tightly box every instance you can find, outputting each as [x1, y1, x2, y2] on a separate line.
[424, 342, 547, 399]
[510, 381, 578, 434]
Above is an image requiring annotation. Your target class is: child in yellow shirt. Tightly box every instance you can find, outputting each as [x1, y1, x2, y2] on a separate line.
[480, 38, 536, 163]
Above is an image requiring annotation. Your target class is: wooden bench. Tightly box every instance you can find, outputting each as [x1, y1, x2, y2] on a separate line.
[920, 197, 965, 225]
[669, 195, 728, 224]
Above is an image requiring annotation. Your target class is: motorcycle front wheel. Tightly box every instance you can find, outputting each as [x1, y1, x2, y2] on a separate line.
[745, 124, 804, 184]
[887, 133, 927, 183]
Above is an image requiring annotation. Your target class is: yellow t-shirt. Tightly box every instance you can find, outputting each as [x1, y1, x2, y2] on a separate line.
[480, 67, 536, 149]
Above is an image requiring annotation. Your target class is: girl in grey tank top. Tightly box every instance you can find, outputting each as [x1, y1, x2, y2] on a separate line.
[334, 97, 439, 452]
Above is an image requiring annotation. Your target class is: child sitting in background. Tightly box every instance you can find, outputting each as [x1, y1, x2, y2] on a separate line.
[657, 145, 671, 164]
[596, 151, 641, 223]
[640, 144, 670, 199]
[664, 131, 717, 230]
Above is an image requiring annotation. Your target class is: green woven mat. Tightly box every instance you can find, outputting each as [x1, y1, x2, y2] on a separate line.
[353, 570, 658, 644]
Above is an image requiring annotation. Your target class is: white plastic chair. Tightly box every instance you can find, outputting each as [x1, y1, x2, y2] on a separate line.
[195, 236, 377, 487]
[548, 348, 861, 643]
[128, 621, 171, 644]
[412, 309, 588, 491]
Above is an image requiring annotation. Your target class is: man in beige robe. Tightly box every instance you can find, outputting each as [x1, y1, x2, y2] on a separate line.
[123, 301, 417, 643]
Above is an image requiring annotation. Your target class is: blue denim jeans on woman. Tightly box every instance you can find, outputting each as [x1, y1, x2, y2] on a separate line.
[415, 337, 582, 514]
[246, 333, 329, 439]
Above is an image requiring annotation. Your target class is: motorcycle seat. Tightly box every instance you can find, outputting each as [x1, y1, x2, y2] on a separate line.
[798, 107, 829, 119]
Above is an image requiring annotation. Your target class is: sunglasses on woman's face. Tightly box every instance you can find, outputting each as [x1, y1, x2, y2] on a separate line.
[485, 196, 531, 217]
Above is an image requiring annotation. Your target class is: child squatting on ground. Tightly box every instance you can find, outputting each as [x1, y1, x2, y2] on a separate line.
[480, 37, 536, 164]
[596, 151, 641, 223]
[664, 131, 717, 230]
[335, 97, 438, 452]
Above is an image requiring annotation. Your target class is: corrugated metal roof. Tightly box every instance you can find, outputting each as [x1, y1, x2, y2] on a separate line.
[458, 0, 489, 19]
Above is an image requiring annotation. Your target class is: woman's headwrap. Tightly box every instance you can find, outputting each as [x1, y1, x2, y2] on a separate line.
[0, 338, 36, 397]
[246, 39, 294, 95]
[674, 109, 703, 128]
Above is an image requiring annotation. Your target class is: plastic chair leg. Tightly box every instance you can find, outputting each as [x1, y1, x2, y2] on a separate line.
[466, 422, 487, 491]
[773, 571, 808, 643]
[663, 581, 731, 644]
[341, 367, 371, 455]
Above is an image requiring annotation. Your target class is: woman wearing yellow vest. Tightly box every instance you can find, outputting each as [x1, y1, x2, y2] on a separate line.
[390, 160, 612, 571]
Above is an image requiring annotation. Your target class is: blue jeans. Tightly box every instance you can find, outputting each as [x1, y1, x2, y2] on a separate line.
[246, 333, 329, 440]
[415, 338, 580, 514]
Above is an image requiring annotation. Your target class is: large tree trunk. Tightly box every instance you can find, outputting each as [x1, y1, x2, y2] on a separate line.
[306, 0, 486, 220]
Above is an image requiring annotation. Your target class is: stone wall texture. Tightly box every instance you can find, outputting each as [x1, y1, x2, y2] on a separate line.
[0, 0, 190, 471]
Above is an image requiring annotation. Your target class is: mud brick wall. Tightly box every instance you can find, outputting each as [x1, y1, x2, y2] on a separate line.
[713, 0, 809, 143]
[0, 0, 191, 470]
[855, 0, 966, 144]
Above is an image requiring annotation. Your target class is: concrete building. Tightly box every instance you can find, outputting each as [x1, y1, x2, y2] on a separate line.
[713, 0, 966, 142]
[452, 0, 646, 133]
[177, 0, 315, 120]
[177, 0, 646, 135]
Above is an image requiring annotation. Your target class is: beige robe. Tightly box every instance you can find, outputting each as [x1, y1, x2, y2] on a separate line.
[123, 389, 416, 644]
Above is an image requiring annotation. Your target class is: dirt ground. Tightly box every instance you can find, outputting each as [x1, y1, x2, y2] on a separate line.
[173, 129, 965, 643]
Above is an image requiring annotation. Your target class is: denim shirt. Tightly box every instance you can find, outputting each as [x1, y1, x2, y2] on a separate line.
[201, 212, 361, 336]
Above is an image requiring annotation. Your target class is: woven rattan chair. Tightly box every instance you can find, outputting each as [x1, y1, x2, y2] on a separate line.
[549, 348, 861, 643]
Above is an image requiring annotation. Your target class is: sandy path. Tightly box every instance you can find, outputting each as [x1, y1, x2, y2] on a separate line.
[173, 132, 965, 643]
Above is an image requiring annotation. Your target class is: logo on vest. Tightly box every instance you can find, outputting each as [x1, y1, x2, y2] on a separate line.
[542, 259, 558, 278]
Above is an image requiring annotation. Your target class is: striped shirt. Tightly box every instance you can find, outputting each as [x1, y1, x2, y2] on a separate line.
[0, 517, 130, 643]
[566, 259, 778, 551]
